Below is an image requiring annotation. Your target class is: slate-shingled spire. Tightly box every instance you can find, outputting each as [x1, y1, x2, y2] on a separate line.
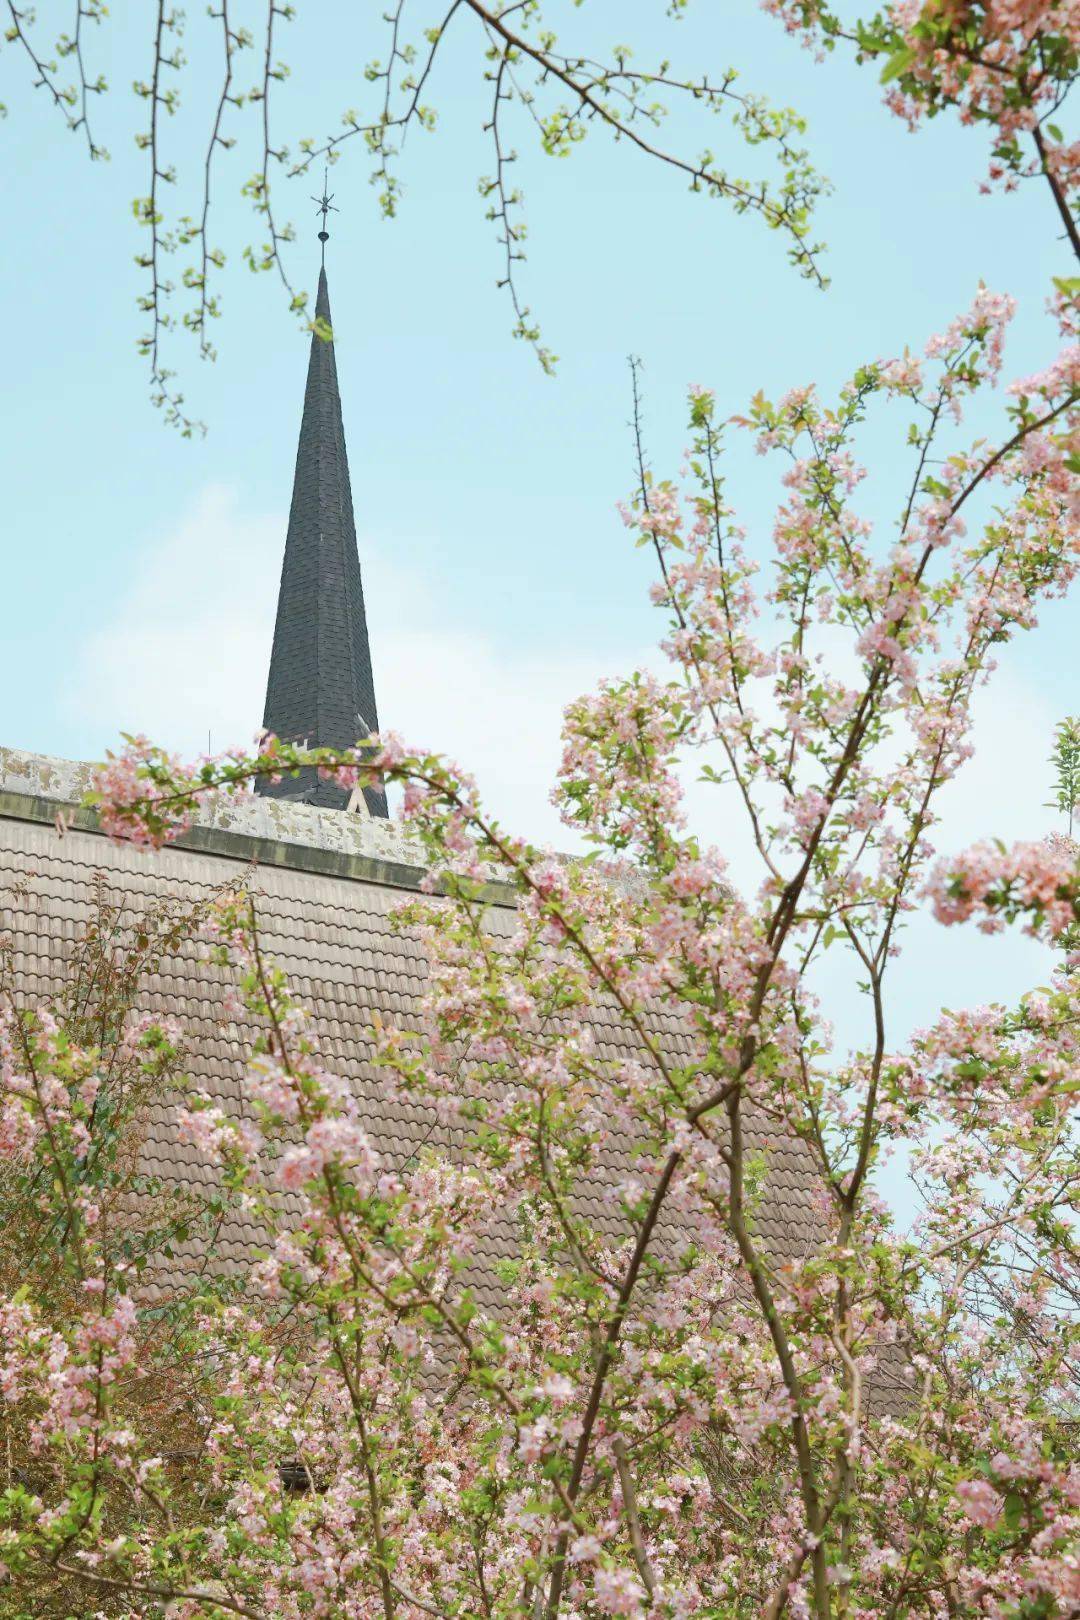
[257, 266, 388, 817]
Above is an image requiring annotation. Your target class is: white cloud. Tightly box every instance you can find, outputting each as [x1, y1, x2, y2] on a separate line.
[71, 485, 279, 762]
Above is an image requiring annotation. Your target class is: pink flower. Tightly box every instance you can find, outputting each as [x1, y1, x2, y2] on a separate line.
[277, 1118, 378, 1193]
[593, 1566, 646, 1618]
[789, 788, 830, 843]
[516, 1418, 552, 1465]
[569, 1534, 603, 1565]
[956, 1478, 1005, 1531]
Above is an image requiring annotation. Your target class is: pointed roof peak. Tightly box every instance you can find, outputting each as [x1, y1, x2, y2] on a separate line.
[315, 264, 331, 324]
[256, 257, 387, 818]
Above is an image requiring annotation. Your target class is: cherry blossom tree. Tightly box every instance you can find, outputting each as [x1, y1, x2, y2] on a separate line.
[0, 4, 1077, 1617]
[4, 298, 1075, 1617]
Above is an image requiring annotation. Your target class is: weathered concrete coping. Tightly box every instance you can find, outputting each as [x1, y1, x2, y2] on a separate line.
[0, 748, 518, 908]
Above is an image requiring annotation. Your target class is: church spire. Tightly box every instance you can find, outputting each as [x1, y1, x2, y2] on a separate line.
[256, 254, 388, 817]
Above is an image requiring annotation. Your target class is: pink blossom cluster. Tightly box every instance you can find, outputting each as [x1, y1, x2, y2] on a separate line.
[927, 836, 1080, 936]
[90, 735, 195, 846]
[762, 1, 1080, 207]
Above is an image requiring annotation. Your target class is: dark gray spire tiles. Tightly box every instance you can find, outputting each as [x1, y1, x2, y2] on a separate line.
[257, 268, 388, 817]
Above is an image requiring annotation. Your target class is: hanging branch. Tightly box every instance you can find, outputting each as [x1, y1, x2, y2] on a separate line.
[64, 0, 107, 159]
[134, 3, 197, 435]
[4, 0, 830, 429]
[480, 52, 554, 372]
[243, 0, 301, 311]
[4, 0, 106, 157]
[190, 2, 248, 362]
[5, 0, 1075, 432]
[288, 0, 828, 378]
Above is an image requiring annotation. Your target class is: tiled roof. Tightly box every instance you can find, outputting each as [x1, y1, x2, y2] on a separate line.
[258, 266, 388, 817]
[0, 779, 823, 1316]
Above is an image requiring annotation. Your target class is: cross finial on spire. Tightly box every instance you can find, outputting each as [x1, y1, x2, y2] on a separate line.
[312, 166, 338, 267]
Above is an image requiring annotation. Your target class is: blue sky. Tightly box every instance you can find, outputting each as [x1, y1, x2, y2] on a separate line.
[0, 2, 1072, 1074]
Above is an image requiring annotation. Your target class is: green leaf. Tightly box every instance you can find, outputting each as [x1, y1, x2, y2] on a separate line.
[880, 47, 915, 84]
